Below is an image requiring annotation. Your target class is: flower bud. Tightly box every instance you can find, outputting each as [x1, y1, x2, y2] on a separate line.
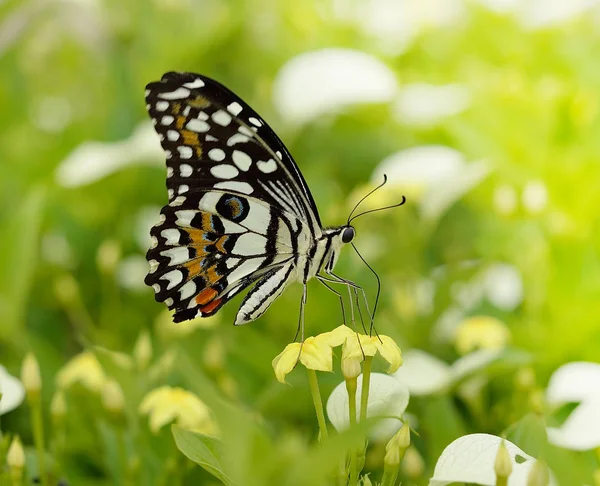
[494, 440, 513, 478]
[384, 422, 410, 467]
[133, 330, 153, 371]
[7, 435, 25, 471]
[21, 352, 41, 398]
[102, 379, 125, 414]
[341, 356, 362, 380]
[50, 391, 67, 422]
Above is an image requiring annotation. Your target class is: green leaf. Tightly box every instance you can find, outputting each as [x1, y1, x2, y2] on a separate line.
[0, 185, 45, 340]
[172, 425, 236, 486]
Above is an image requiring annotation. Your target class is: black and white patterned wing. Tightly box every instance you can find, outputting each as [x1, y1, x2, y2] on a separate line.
[145, 72, 322, 236]
[144, 72, 315, 323]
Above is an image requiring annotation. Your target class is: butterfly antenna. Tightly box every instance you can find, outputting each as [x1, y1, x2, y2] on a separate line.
[351, 242, 382, 338]
[347, 174, 389, 224]
[348, 195, 407, 224]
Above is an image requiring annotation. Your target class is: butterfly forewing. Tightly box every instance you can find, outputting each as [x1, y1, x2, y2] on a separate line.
[144, 72, 319, 322]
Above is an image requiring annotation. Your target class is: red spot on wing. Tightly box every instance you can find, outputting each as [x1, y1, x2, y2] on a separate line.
[200, 298, 222, 315]
[195, 288, 218, 305]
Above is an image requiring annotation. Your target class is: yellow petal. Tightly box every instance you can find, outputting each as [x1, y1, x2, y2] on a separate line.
[375, 335, 403, 373]
[455, 316, 510, 355]
[343, 334, 378, 360]
[148, 402, 178, 433]
[317, 325, 355, 347]
[272, 343, 302, 384]
[299, 338, 333, 372]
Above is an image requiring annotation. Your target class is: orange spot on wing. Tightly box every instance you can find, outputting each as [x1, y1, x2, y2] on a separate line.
[201, 298, 222, 315]
[196, 288, 218, 305]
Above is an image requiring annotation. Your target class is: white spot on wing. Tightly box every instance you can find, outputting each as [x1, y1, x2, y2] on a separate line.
[241, 200, 271, 234]
[171, 195, 186, 206]
[227, 102, 243, 116]
[212, 110, 232, 126]
[186, 119, 210, 133]
[167, 130, 179, 141]
[232, 150, 252, 171]
[166, 166, 174, 178]
[152, 283, 161, 293]
[210, 164, 239, 180]
[227, 257, 265, 284]
[160, 247, 190, 265]
[206, 135, 218, 142]
[161, 115, 174, 125]
[180, 164, 193, 177]
[158, 88, 190, 100]
[226, 257, 241, 269]
[238, 125, 253, 137]
[257, 159, 277, 173]
[214, 181, 254, 194]
[227, 134, 250, 146]
[161, 228, 181, 245]
[179, 280, 197, 299]
[178, 184, 189, 194]
[208, 148, 225, 161]
[162, 269, 183, 290]
[149, 259, 159, 273]
[249, 117, 262, 127]
[156, 101, 169, 111]
[233, 233, 267, 256]
[183, 78, 205, 89]
[175, 209, 196, 226]
[178, 146, 193, 159]
[165, 297, 174, 306]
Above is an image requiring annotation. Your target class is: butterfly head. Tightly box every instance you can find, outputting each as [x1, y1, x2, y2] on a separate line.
[341, 225, 355, 244]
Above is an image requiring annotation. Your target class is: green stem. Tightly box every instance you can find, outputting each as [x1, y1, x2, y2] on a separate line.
[380, 465, 400, 486]
[346, 377, 358, 486]
[31, 396, 48, 486]
[360, 356, 373, 422]
[307, 369, 328, 441]
[496, 476, 508, 486]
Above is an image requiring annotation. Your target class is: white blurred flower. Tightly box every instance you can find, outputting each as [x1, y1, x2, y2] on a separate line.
[393, 83, 471, 127]
[326, 373, 409, 441]
[333, 0, 466, 54]
[117, 255, 149, 291]
[475, 0, 600, 28]
[393, 348, 504, 396]
[0, 365, 25, 415]
[546, 362, 600, 450]
[273, 48, 398, 125]
[493, 184, 518, 215]
[517, 0, 600, 29]
[484, 263, 523, 311]
[429, 434, 555, 486]
[372, 146, 490, 221]
[55, 122, 163, 188]
[522, 180, 548, 215]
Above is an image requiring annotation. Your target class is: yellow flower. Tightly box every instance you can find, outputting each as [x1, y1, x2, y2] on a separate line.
[272, 325, 355, 384]
[139, 386, 216, 435]
[56, 351, 107, 392]
[342, 333, 403, 373]
[455, 316, 510, 355]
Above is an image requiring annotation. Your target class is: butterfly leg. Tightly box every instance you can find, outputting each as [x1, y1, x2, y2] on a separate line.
[316, 276, 347, 326]
[293, 283, 308, 343]
[321, 271, 377, 336]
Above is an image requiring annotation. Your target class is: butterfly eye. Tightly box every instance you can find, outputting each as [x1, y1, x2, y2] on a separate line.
[341, 226, 355, 244]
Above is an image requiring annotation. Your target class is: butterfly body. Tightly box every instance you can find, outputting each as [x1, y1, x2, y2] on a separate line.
[144, 72, 357, 325]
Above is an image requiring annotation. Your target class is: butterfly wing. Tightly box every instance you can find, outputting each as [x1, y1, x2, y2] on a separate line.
[144, 72, 317, 322]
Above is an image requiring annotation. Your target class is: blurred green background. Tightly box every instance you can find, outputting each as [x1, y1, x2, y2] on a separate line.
[2, 0, 600, 484]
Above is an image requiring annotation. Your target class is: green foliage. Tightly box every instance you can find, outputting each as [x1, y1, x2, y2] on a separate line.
[2, 0, 600, 484]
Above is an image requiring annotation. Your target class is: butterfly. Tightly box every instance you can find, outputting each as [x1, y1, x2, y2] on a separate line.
[144, 72, 399, 332]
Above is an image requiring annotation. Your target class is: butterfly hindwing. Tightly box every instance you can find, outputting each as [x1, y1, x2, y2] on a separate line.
[144, 189, 297, 321]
